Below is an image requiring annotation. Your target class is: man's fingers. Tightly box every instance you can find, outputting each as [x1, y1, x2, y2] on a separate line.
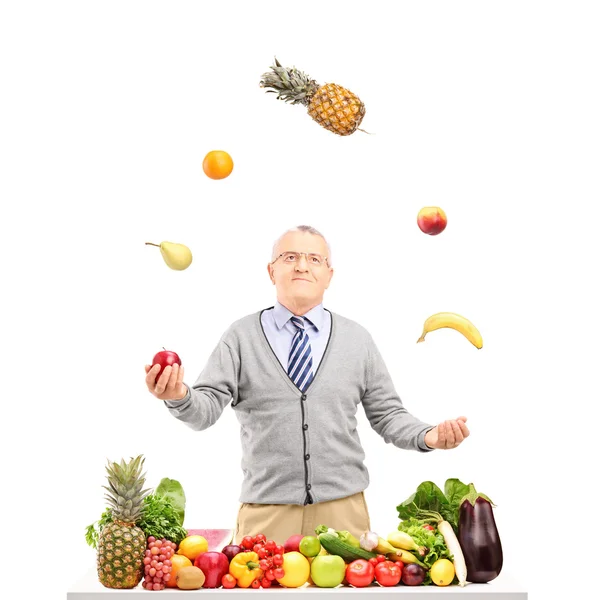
[165, 364, 179, 392]
[458, 419, 470, 437]
[450, 420, 464, 444]
[155, 365, 172, 393]
[437, 421, 446, 447]
[145, 364, 160, 388]
[456, 416, 468, 423]
[177, 364, 185, 386]
[444, 421, 456, 446]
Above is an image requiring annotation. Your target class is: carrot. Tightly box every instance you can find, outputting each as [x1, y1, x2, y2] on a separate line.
[416, 510, 467, 587]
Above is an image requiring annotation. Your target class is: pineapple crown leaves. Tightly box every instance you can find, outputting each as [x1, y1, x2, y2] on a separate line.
[259, 56, 320, 106]
[102, 455, 152, 523]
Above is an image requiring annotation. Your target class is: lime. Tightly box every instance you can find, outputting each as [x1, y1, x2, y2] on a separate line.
[298, 535, 321, 557]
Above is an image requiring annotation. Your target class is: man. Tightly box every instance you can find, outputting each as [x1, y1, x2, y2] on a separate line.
[145, 225, 470, 544]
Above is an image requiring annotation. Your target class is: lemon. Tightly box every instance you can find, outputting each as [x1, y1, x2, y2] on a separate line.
[177, 535, 208, 561]
[430, 558, 455, 586]
[276, 552, 310, 588]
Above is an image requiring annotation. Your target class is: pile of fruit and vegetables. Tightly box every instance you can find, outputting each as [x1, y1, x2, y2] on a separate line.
[85, 455, 503, 590]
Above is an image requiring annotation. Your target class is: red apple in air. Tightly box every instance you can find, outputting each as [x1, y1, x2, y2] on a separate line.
[284, 534, 304, 553]
[417, 206, 447, 235]
[152, 347, 181, 382]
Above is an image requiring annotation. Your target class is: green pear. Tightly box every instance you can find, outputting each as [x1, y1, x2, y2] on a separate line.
[146, 241, 192, 270]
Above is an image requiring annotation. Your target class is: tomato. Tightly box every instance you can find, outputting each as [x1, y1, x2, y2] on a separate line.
[255, 534, 267, 543]
[251, 579, 261, 589]
[265, 540, 277, 553]
[345, 559, 375, 587]
[261, 577, 272, 588]
[423, 524, 434, 531]
[394, 561, 404, 572]
[368, 557, 378, 567]
[275, 545, 285, 555]
[374, 560, 402, 587]
[272, 554, 284, 566]
[242, 536, 254, 549]
[222, 574, 237, 589]
[376, 554, 386, 563]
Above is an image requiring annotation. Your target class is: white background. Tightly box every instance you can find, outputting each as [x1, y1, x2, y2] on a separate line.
[1, 2, 599, 599]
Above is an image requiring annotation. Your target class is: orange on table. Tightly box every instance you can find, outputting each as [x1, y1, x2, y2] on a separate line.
[202, 150, 234, 179]
[166, 554, 193, 588]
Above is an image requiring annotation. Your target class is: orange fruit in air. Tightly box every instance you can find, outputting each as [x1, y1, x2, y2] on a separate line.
[166, 553, 193, 588]
[202, 150, 234, 180]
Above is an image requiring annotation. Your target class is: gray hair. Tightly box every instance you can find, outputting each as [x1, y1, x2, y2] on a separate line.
[271, 225, 332, 266]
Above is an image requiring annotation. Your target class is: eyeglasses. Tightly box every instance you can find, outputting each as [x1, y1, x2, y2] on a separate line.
[271, 251, 330, 267]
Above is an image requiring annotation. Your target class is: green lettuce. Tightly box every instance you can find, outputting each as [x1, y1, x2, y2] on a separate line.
[396, 478, 469, 533]
[155, 477, 186, 526]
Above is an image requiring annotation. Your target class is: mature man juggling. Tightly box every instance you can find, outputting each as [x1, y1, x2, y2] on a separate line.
[145, 225, 469, 543]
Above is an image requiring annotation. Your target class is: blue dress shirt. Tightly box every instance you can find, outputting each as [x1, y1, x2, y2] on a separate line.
[260, 301, 331, 373]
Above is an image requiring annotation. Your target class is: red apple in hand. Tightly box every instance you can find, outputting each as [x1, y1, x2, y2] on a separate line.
[152, 347, 181, 382]
[417, 206, 447, 235]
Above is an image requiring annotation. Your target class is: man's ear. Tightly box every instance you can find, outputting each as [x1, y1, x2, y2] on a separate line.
[324, 268, 334, 289]
[267, 263, 276, 284]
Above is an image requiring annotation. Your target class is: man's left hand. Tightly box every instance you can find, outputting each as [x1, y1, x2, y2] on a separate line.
[424, 416, 469, 450]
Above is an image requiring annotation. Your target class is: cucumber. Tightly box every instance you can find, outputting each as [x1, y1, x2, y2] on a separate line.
[317, 533, 377, 563]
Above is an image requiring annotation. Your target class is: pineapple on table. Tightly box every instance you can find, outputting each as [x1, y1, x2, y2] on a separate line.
[97, 455, 151, 589]
[259, 57, 366, 136]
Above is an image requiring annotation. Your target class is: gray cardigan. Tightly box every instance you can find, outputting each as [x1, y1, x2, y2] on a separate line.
[165, 308, 435, 505]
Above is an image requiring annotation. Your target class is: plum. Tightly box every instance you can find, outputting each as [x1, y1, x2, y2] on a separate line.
[401, 563, 426, 586]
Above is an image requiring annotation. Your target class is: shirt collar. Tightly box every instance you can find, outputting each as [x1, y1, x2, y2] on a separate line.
[274, 300, 325, 332]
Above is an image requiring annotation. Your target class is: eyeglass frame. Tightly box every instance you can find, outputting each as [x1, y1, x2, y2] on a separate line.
[270, 251, 331, 268]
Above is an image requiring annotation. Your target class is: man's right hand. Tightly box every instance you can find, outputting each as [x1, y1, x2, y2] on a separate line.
[145, 363, 187, 401]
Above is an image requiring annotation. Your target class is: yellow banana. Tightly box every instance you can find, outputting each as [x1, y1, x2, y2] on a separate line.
[417, 312, 483, 349]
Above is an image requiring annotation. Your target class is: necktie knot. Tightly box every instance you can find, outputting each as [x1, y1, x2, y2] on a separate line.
[291, 316, 306, 331]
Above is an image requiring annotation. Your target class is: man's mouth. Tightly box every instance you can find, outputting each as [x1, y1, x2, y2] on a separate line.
[292, 278, 311, 282]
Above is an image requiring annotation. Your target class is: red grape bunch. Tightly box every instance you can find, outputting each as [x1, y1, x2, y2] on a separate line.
[240, 533, 286, 588]
[142, 536, 176, 591]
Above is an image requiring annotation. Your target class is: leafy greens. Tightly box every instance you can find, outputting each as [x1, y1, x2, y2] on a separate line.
[85, 477, 188, 548]
[396, 478, 470, 533]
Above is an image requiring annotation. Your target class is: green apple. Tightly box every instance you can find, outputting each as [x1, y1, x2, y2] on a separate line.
[310, 555, 346, 588]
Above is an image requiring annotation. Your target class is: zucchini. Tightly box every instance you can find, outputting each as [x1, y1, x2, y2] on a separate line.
[318, 533, 377, 563]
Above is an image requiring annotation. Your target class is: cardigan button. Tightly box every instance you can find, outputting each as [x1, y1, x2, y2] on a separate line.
[306, 484, 312, 490]
[301, 394, 307, 401]
[305, 454, 310, 460]
[303, 424, 308, 430]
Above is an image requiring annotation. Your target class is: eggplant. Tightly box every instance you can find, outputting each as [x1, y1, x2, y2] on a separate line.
[458, 484, 503, 583]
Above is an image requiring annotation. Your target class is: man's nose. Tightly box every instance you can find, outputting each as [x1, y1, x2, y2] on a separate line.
[295, 256, 309, 270]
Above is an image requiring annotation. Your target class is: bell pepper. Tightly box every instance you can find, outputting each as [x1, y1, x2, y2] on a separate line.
[229, 551, 263, 588]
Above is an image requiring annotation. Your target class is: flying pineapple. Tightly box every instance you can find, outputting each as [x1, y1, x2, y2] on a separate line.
[259, 57, 366, 136]
[97, 455, 151, 589]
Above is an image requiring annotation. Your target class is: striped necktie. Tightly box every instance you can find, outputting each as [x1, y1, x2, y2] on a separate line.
[288, 316, 314, 392]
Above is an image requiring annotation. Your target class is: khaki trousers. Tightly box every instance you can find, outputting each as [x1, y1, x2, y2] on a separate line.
[234, 492, 371, 546]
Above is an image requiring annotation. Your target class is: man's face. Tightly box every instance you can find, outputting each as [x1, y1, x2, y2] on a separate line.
[267, 231, 334, 305]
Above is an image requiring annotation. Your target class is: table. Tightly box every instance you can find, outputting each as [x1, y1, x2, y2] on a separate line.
[67, 569, 528, 599]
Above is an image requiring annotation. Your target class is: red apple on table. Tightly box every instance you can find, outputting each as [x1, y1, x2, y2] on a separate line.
[284, 534, 304, 553]
[417, 206, 447, 235]
[151, 347, 181, 382]
[194, 552, 229, 588]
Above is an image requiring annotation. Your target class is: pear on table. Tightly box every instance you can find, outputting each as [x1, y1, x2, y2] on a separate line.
[146, 241, 193, 271]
